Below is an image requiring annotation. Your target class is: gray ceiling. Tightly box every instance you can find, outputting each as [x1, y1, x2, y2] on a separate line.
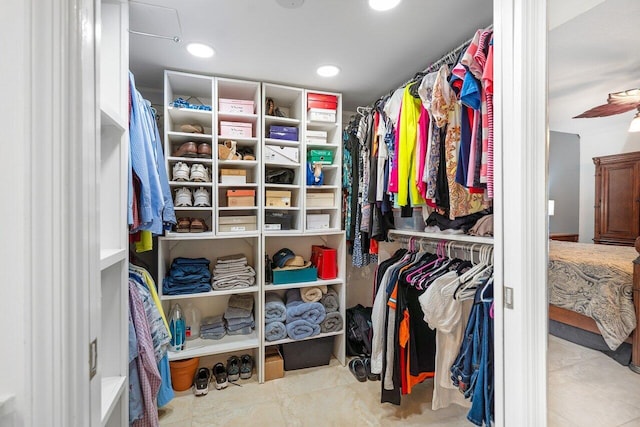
[129, 0, 493, 110]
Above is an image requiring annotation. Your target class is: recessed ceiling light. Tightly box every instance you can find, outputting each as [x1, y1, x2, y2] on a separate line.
[368, 0, 401, 11]
[276, 0, 304, 8]
[186, 43, 214, 58]
[316, 65, 340, 77]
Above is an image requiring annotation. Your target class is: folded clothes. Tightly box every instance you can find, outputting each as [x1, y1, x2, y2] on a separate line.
[265, 321, 287, 341]
[300, 285, 327, 303]
[216, 254, 248, 264]
[162, 257, 212, 295]
[320, 312, 343, 333]
[265, 293, 286, 324]
[162, 278, 211, 295]
[212, 278, 256, 290]
[286, 319, 321, 340]
[227, 326, 253, 336]
[320, 288, 339, 313]
[286, 300, 326, 325]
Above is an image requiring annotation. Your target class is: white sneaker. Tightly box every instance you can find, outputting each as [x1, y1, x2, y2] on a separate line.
[174, 187, 192, 207]
[193, 187, 211, 207]
[172, 162, 190, 181]
[190, 164, 210, 182]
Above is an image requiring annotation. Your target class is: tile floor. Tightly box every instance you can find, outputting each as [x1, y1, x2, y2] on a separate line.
[159, 335, 640, 426]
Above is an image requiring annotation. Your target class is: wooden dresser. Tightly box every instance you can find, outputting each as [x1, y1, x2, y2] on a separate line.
[593, 151, 640, 246]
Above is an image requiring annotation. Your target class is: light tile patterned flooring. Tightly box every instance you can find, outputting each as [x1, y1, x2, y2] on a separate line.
[159, 335, 640, 426]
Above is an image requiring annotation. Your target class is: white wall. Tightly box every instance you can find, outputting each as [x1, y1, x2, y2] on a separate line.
[549, 131, 580, 234]
[574, 116, 640, 242]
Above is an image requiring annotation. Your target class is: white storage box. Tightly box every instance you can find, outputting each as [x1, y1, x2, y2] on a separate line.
[219, 215, 257, 232]
[308, 108, 336, 123]
[307, 214, 330, 230]
[264, 145, 299, 165]
[220, 121, 252, 138]
[219, 98, 254, 114]
[306, 130, 328, 144]
[220, 168, 247, 184]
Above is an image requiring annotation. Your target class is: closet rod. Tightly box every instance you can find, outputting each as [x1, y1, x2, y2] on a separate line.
[362, 23, 493, 110]
[389, 234, 493, 263]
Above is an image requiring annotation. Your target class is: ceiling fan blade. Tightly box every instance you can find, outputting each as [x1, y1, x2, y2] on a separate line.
[609, 88, 640, 105]
[573, 103, 638, 119]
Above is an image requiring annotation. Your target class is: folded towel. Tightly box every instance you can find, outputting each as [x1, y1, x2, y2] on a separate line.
[320, 312, 343, 333]
[200, 323, 226, 333]
[226, 313, 254, 327]
[201, 315, 225, 328]
[300, 285, 327, 303]
[286, 319, 321, 340]
[320, 288, 339, 313]
[201, 330, 226, 340]
[227, 326, 253, 336]
[216, 254, 248, 264]
[224, 306, 252, 320]
[286, 301, 326, 325]
[265, 321, 287, 341]
[227, 320, 255, 332]
[265, 293, 286, 323]
[228, 294, 254, 311]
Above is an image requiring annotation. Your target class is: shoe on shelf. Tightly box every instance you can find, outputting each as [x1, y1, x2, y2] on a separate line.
[194, 367, 211, 396]
[238, 147, 255, 161]
[180, 123, 205, 134]
[172, 141, 198, 158]
[213, 362, 228, 390]
[172, 162, 190, 181]
[175, 217, 191, 233]
[218, 140, 241, 161]
[190, 164, 210, 182]
[193, 187, 211, 207]
[227, 356, 240, 382]
[240, 354, 253, 380]
[174, 187, 193, 207]
[197, 142, 212, 158]
[189, 218, 208, 233]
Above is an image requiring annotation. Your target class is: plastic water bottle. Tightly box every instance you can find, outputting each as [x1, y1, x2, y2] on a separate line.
[184, 302, 201, 340]
[169, 303, 186, 351]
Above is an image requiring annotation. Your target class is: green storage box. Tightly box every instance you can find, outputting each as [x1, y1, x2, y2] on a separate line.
[272, 266, 318, 284]
[307, 149, 333, 165]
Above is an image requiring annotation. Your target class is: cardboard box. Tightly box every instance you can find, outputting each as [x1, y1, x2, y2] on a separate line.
[269, 125, 299, 141]
[220, 121, 252, 138]
[307, 214, 330, 230]
[307, 93, 338, 111]
[272, 266, 318, 285]
[218, 215, 257, 232]
[307, 149, 333, 165]
[306, 192, 334, 208]
[227, 189, 255, 207]
[308, 108, 336, 123]
[220, 168, 247, 184]
[219, 98, 254, 114]
[264, 145, 299, 165]
[264, 211, 293, 230]
[306, 130, 328, 145]
[266, 190, 292, 207]
[264, 347, 284, 381]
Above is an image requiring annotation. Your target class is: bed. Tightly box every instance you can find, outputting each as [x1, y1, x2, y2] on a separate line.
[547, 238, 640, 372]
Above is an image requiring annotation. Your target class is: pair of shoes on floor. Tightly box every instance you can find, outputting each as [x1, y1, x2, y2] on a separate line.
[173, 141, 212, 158]
[175, 217, 209, 233]
[172, 162, 211, 183]
[194, 367, 211, 396]
[218, 140, 255, 161]
[349, 356, 379, 382]
[212, 354, 254, 390]
[174, 187, 211, 207]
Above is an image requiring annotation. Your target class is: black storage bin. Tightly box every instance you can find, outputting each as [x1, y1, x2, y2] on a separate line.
[265, 211, 293, 230]
[282, 336, 334, 371]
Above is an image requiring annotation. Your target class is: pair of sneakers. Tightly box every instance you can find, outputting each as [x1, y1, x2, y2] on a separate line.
[174, 187, 210, 207]
[211, 354, 254, 390]
[173, 162, 210, 182]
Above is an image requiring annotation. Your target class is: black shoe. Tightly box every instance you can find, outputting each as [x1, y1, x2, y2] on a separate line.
[240, 354, 253, 380]
[213, 362, 228, 390]
[194, 367, 211, 396]
[227, 355, 240, 382]
[348, 357, 367, 382]
[363, 357, 379, 381]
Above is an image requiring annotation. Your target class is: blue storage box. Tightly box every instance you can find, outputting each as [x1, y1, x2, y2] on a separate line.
[272, 266, 318, 285]
[270, 125, 299, 141]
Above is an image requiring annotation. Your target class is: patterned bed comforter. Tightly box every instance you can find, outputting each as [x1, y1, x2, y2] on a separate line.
[548, 240, 638, 350]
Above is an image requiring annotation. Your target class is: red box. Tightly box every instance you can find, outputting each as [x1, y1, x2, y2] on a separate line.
[310, 245, 338, 279]
[307, 93, 338, 111]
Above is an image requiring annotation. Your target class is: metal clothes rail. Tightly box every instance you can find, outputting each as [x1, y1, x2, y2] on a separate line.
[387, 230, 493, 264]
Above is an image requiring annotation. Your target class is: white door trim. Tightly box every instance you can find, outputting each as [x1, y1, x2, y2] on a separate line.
[494, 0, 549, 425]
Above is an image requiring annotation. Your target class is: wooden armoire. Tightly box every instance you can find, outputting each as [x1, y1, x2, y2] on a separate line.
[593, 151, 640, 246]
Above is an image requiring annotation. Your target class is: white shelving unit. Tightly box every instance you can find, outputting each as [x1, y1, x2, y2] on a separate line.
[94, 1, 129, 426]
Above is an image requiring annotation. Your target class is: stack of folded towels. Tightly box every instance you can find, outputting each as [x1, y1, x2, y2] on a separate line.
[200, 314, 226, 340]
[223, 294, 255, 336]
[162, 257, 212, 295]
[212, 254, 256, 290]
[284, 288, 326, 340]
[319, 288, 343, 333]
[264, 292, 287, 342]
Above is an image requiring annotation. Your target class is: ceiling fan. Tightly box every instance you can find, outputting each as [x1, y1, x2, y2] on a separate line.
[573, 88, 640, 132]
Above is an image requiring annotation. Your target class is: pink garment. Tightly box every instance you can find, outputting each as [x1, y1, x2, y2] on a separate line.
[416, 105, 429, 198]
[462, 30, 483, 80]
[475, 30, 493, 185]
[483, 39, 494, 198]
